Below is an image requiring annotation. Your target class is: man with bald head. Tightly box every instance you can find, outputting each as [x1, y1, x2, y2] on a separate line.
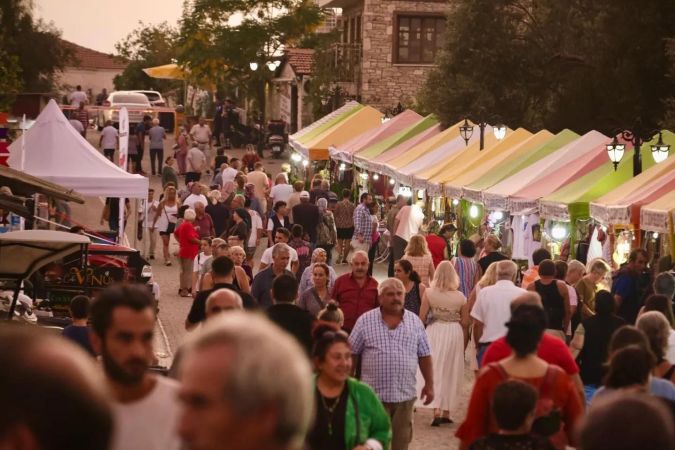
[205, 288, 244, 319]
[332, 250, 379, 332]
[0, 325, 112, 450]
[480, 291, 584, 400]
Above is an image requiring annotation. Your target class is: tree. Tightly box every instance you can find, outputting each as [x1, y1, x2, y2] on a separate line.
[419, 0, 675, 135]
[0, 0, 72, 102]
[113, 22, 181, 93]
[176, 0, 324, 115]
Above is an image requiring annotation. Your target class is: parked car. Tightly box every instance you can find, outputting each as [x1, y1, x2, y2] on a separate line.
[130, 90, 166, 107]
[97, 91, 153, 130]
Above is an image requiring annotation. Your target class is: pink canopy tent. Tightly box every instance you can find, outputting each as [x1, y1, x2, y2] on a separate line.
[509, 133, 614, 214]
[483, 130, 609, 212]
[590, 168, 675, 227]
[329, 110, 421, 163]
[369, 124, 443, 176]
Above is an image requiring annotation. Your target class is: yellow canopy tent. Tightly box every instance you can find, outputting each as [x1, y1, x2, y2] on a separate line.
[142, 63, 187, 80]
[429, 128, 532, 185]
[443, 130, 554, 198]
[299, 106, 383, 160]
[418, 128, 528, 187]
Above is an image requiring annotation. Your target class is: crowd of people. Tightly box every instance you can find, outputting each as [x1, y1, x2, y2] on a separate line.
[7, 105, 675, 450]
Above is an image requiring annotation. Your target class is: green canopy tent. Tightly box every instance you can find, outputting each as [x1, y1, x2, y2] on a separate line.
[352, 114, 439, 167]
[539, 130, 675, 256]
[462, 129, 580, 204]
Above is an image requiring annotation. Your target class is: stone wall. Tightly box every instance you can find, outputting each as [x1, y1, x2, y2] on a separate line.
[358, 0, 448, 111]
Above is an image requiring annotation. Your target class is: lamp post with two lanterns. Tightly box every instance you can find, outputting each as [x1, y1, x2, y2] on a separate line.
[605, 126, 670, 176]
[459, 118, 507, 150]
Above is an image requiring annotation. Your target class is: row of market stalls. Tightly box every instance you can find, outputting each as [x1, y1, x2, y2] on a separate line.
[289, 102, 674, 268]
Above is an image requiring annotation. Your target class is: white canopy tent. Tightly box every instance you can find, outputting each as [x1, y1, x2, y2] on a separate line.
[8, 100, 148, 198]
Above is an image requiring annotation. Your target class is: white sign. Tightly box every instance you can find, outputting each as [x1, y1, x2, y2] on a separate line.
[118, 107, 129, 242]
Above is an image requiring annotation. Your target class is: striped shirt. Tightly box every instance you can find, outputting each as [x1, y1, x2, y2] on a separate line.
[452, 256, 480, 298]
[349, 308, 431, 403]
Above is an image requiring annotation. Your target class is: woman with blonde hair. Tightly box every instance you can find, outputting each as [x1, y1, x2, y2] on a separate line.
[152, 184, 180, 266]
[402, 234, 435, 287]
[417, 261, 469, 426]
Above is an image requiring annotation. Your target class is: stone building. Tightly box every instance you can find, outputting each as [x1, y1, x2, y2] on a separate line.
[320, 0, 447, 112]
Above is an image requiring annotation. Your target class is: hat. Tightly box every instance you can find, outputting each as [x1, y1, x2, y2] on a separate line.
[327, 191, 338, 201]
[300, 191, 310, 199]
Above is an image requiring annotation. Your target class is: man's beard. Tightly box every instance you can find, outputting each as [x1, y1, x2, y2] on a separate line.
[101, 347, 148, 385]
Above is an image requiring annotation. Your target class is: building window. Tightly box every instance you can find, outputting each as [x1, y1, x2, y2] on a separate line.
[395, 15, 445, 64]
[356, 15, 362, 42]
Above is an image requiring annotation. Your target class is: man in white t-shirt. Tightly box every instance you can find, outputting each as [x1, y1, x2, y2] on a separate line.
[246, 162, 270, 215]
[269, 173, 294, 204]
[247, 206, 263, 256]
[183, 183, 208, 210]
[220, 158, 239, 185]
[392, 199, 425, 261]
[99, 120, 119, 162]
[190, 117, 212, 170]
[259, 228, 298, 273]
[69, 118, 85, 134]
[186, 145, 207, 184]
[471, 260, 526, 364]
[90, 285, 182, 450]
[190, 117, 212, 145]
[68, 85, 88, 106]
[141, 188, 159, 259]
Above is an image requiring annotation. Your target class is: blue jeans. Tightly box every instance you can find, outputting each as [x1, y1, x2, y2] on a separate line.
[476, 342, 491, 367]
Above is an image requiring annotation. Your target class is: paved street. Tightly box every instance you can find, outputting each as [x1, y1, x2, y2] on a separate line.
[77, 130, 473, 449]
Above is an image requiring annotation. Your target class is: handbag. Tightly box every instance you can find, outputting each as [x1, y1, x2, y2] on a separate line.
[164, 206, 176, 233]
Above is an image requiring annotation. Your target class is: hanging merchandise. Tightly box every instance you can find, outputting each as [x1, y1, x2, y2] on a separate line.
[612, 229, 633, 266]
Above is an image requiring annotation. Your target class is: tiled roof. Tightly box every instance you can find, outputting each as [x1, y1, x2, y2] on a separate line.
[285, 48, 314, 75]
[61, 40, 128, 70]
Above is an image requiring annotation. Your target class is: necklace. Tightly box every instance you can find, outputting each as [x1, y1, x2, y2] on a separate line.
[319, 389, 343, 436]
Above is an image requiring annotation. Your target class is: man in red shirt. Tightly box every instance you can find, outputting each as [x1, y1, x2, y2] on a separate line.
[332, 250, 378, 332]
[425, 223, 456, 267]
[481, 291, 584, 402]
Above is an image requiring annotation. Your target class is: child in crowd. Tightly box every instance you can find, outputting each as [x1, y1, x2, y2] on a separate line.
[469, 380, 555, 450]
[192, 238, 213, 294]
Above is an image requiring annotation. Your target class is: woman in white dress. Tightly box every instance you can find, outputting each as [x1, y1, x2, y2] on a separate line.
[418, 260, 469, 426]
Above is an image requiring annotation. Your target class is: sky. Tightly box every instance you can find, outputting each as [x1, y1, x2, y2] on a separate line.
[35, 0, 185, 53]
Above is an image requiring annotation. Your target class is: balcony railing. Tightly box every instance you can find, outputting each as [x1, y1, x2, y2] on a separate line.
[329, 43, 362, 83]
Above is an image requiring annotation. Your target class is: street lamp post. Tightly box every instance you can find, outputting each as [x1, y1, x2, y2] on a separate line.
[460, 118, 507, 150]
[606, 127, 670, 175]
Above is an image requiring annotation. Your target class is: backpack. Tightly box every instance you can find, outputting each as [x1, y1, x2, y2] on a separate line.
[316, 214, 333, 245]
[290, 238, 311, 275]
[489, 363, 565, 444]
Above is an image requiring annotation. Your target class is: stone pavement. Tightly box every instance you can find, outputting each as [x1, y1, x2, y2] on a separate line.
[73, 130, 472, 449]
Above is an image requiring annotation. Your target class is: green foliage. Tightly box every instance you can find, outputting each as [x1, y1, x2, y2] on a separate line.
[0, 49, 23, 111]
[303, 30, 342, 117]
[176, 0, 324, 88]
[420, 0, 675, 134]
[0, 0, 72, 96]
[113, 22, 181, 93]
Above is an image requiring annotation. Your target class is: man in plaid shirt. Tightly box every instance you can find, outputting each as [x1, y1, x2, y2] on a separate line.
[352, 192, 373, 250]
[349, 277, 434, 450]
